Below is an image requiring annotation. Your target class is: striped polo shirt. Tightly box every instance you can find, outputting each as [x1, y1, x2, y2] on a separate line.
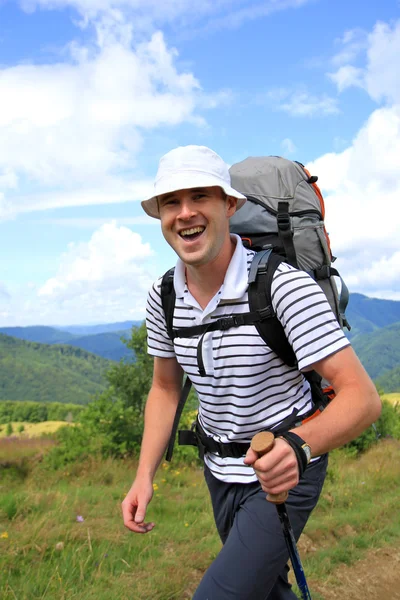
[146, 235, 349, 483]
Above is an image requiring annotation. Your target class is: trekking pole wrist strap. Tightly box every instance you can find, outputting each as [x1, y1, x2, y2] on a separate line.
[278, 432, 311, 478]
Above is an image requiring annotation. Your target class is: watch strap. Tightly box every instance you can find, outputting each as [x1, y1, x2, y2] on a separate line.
[279, 431, 311, 477]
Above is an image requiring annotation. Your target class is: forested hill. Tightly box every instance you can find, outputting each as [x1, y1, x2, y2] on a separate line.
[0, 334, 110, 404]
[0, 326, 134, 361]
[0, 326, 76, 345]
[346, 293, 400, 340]
[351, 322, 400, 381]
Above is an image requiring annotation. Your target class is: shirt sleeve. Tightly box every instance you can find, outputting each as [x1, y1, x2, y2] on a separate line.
[270, 262, 350, 371]
[146, 277, 175, 358]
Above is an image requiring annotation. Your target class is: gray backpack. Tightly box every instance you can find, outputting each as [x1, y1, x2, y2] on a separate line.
[229, 156, 349, 330]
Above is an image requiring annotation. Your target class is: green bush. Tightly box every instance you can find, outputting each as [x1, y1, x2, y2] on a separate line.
[344, 399, 400, 455]
[0, 400, 84, 424]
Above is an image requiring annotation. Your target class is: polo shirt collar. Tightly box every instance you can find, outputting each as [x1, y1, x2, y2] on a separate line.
[173, 234, 250, 301]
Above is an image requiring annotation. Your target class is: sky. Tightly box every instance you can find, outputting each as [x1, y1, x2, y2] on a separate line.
[0, 0, 399, 326]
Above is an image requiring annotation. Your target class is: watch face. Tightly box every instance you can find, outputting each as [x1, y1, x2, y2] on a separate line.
[302, 444, 312, 463]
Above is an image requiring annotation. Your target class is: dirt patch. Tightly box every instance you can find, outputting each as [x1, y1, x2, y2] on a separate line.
[310, 546, 400, 600]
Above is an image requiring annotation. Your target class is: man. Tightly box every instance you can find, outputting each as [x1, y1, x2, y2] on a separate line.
[122, 145, 381, 599]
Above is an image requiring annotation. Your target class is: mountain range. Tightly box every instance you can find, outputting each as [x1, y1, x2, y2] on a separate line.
[0, 293, 399, 405]
[0, 321, 141, 362]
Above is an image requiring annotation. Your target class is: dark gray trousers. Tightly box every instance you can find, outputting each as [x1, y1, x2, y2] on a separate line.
[192, 454, 328, 600]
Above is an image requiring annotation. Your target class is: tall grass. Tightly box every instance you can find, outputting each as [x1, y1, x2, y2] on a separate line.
[1, 439, 399, 599]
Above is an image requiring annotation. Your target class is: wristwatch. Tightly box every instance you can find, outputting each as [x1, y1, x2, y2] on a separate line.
[283, 432, 312, 465]
[300, 439, 312, 464]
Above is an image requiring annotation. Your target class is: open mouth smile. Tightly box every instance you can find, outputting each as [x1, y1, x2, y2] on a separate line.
[179, 226, 205, 241]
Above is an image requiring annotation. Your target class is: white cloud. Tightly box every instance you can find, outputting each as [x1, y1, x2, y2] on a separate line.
[331, 28, 368, 67]
[0, 14, 232, 218]
[20, 221, 156, 324]
[307, 105, 400, 298]
[0, 282, 11, 299]
[0, 28, 200, 183]
[21, 0, 314, 32]
[265, 88, 339, 117]
[329, 19, 400, 104]
[281, 138, 297, 155]
[37, 215, 156, 227]
[1, 179, 153, 221]
[311, 18, 400, 299]
[329, 65, 364, 93]
[39, 221, 153, 297]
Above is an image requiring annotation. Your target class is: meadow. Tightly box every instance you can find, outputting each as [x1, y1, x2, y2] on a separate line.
[1, 433, 400, 600]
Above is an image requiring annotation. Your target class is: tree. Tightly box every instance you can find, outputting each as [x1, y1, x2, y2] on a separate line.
[105, 323, 154, 417]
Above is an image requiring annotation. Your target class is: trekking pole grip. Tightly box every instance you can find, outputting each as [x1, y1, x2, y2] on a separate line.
[251, 431, 289, 504]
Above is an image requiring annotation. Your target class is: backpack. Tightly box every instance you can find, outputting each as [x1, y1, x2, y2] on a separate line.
[161, 156, 350, 461]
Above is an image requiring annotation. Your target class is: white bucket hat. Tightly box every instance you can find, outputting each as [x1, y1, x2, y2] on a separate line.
[141, 145, 247, 219]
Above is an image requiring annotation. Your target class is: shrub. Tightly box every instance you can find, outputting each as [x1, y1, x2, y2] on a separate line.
[344, 398, 400, 455]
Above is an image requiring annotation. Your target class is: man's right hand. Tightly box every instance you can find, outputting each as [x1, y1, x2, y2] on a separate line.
[121, 478, 155, 534]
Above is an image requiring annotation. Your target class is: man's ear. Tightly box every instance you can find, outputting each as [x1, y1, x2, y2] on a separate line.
[226, 195, 238, 217]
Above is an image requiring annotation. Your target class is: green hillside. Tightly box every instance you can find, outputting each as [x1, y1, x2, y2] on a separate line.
[352, 322, 400, 381]
[375, 365, 400, 394]
[346, 293, 400, 340]
[0, 326, 133, 361]
[0, 334, 110, 405]
[67, 331, 133, 361]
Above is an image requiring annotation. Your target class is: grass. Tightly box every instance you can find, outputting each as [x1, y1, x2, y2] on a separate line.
[1, 438, 400, 599]
[0, 421, 73, 438]
[381, 393, 400, 407]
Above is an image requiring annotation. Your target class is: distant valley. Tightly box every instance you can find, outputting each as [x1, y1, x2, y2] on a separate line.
[0, 294, 399, 406]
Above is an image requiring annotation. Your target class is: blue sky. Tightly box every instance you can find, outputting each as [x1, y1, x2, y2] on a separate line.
[0, 0, 399, 326]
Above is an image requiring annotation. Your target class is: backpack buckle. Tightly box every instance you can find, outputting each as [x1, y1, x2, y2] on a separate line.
[314, 266, 331, 280]
[219, 315, 245, 330]
[277, 212, 291, 232]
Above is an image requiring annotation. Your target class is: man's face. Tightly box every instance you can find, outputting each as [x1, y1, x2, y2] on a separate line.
[158, 186, 237, 267]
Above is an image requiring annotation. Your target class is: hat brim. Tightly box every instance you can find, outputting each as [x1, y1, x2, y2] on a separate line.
[141, 173, 247, 219]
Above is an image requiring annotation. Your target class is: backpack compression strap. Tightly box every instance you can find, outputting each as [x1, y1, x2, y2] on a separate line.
[277, 202, 298, 268]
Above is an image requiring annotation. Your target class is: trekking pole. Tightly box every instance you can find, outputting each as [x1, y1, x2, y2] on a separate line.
[251, 431, 312, 600]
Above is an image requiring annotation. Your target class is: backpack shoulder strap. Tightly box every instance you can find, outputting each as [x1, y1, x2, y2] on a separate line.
[248, 249, 297, 367]
[161, 267, 176, 340]
[160, 267, 194, 462]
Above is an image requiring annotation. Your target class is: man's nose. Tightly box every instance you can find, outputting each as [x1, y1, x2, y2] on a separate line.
[177, 200, 196, 220]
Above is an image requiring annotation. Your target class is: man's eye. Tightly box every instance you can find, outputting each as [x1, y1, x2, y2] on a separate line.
[193, 194, 205, 200]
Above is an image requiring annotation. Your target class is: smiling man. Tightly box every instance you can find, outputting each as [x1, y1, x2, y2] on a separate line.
[121, 145, 381, 599]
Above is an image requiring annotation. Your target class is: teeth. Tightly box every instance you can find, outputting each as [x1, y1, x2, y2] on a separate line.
[181, 227, 205, 236]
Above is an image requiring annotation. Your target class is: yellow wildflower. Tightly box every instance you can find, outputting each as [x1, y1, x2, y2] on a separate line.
[153, 483, 159, 491]
[0, 532, 8, 539]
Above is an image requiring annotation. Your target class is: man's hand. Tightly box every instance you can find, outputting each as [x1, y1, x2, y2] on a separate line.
[121, 478, 155, 534]
[244, 437, 300, 496]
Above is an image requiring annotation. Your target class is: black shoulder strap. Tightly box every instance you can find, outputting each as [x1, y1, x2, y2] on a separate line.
[160, 267, 194, 462]
[248, 248, 297, 367]
[161, 267, 176, 340]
